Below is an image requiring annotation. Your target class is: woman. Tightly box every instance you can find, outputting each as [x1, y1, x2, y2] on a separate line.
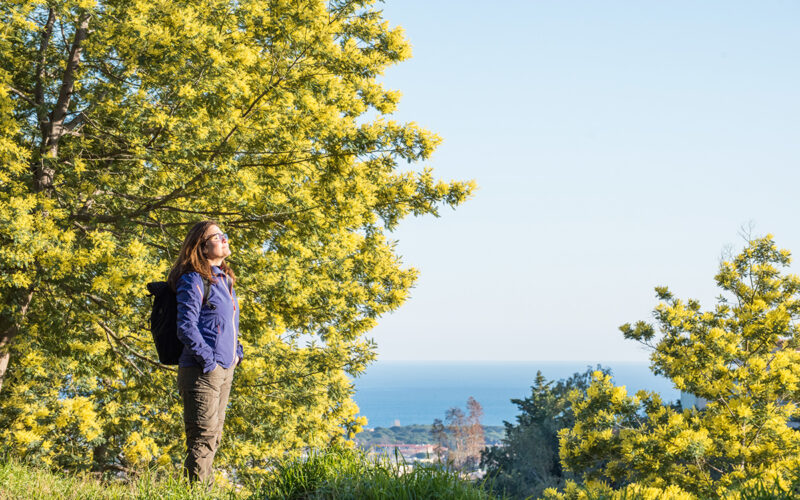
[167, 220, 243, 484]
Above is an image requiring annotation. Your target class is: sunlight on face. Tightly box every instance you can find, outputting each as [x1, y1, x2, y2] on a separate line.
[203, 225, 231, 262]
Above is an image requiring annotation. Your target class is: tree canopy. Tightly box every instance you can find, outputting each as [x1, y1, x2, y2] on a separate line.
[0, 0, 473, 473]
[481, 367, 608, 500]
[558, 235, 800, 496]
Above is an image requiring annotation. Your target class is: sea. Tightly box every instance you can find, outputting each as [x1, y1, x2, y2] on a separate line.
[351, 361, 679, 428]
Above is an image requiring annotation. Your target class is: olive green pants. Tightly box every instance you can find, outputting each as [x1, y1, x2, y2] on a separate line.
[177, 364, 235, 484]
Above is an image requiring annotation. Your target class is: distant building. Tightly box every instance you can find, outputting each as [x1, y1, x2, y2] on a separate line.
[365, 444, 441, 465]
[369, 444, 436, 456]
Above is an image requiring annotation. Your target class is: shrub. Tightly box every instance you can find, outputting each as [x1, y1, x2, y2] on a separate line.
[253, 446, 501, 499]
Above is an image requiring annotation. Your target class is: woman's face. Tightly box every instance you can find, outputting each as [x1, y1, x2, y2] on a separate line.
[202, 224, 231, 263]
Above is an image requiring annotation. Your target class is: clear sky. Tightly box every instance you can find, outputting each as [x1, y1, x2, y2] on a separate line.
[368, 1, 800, 362]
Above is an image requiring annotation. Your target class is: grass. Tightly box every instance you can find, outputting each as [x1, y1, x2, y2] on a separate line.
[0, 448, 502, 499]
[256, 447, 502, 499]
[0, 460, 237, 500]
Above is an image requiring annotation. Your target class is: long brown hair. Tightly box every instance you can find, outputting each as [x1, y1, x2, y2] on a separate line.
[167, 220, 236, 291]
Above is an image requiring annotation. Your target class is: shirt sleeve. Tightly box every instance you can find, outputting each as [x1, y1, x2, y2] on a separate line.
[176, 272, 216, 373]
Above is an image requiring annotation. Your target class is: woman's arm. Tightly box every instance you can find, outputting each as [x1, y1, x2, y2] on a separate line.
[234, 287, 243, 364]
[176, 273, 216, 373]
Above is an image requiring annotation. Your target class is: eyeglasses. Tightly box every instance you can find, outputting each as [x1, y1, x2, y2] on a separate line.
[204, 232, 228, 244]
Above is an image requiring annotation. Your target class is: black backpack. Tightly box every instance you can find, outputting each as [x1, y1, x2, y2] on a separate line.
[146, 280, 210, 365]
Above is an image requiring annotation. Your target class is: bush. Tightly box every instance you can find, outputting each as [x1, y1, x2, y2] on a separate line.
[540, 463, 800, 500]
[254, 446, 501, 499]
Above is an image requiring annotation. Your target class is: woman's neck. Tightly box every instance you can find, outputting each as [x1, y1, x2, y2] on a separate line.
[208, 258, 224, 267]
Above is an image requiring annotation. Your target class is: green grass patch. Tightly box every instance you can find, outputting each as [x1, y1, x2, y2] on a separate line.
[255, 447, 501, 499]
[0, 460, 237, 500]
[0, 447, 501, 499]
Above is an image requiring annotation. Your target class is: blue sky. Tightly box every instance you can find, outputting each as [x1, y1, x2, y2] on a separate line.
[368, 1, 800, 362]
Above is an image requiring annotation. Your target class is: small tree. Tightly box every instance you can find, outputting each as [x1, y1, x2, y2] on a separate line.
[446, 406, 469, 468]
[481, 367, 608, 499]
[431, 397, 485, 470]
[431, 418, 448, 463]
[464, 397, 485, 470]
[559, 235, 800, 496]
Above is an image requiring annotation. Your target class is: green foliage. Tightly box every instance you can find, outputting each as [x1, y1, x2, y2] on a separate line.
[727, 467, 800, 500]
[0, 0, 473, 472]
[559, 235, 800, 497]
[252, 446, 501, 499]
[0, 458, 238, 499]
[540, 479, 696, 500]
[0, 448, 504, 499]
[541, 461, 800, 499]
[481, 367, 609, 500]
[354, 424, 504, 447]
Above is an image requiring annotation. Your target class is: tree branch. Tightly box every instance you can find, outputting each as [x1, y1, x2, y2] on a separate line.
[34, 8, 56, 122]
[208, 46, 310, 162]
[42, 13, 90, 158]
[101, 324, 145, 377]
[7, 86, 37, 107]
[95, 317, 177, 373]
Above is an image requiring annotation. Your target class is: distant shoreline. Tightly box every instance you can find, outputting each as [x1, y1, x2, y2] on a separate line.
[368, 359, 652, 364]
[355, 424, 505, 447]
[352, 360, 678, 427]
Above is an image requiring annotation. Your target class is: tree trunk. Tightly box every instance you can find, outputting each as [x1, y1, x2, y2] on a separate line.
[0, 288, 35, 393]
[1, 13, 91, 392]
[0, 335, 16, 394]
[36, 13, 90, 191]
[92, 442, 108, 471]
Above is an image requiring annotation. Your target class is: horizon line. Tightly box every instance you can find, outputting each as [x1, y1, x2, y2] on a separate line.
[372, 359, 652, 364]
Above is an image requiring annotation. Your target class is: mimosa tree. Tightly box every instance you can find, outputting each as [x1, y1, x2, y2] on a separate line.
[559, 235, 800, 496]
[0, 0, 474, 472]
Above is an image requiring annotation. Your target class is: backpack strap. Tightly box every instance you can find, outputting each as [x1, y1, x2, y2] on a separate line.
[200, 275, 230, 309]
[202, 279, 211, 305]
